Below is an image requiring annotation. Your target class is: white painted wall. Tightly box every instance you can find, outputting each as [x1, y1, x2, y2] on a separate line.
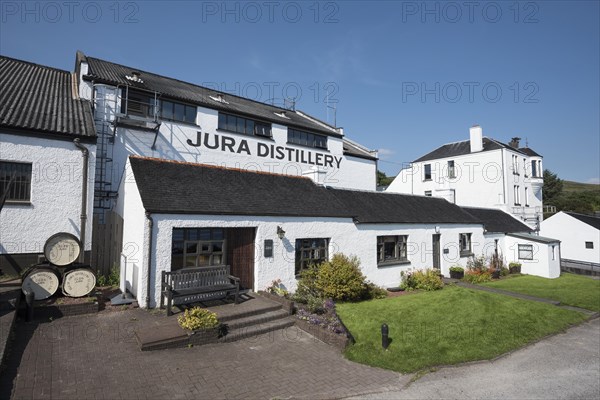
[541, 212, 599, 264]
[504, 235, 560, 278]
[0, 132, 96, 255]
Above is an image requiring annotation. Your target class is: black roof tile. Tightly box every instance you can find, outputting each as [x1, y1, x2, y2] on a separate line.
[414, 137, 527, 162]
[564, 212, 600, 230]
[82, 55, 342, 138]
[462, 207, 533, 233]
[129, 157, 480, 225]
[519, 147, 542, 157]
[0, 56, 96, 141]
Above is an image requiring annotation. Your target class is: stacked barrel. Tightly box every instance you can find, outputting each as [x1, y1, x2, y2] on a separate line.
[21, 232, 96, 300]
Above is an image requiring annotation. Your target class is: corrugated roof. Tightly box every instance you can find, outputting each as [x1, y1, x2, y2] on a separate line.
[462, 207, 533, 233]
[129, 156, 480, 225]
[0, 56, 96, 141]
[414, 137, 527, 162]
[565, 212, 600, 230]
[82, 55, 342, 138]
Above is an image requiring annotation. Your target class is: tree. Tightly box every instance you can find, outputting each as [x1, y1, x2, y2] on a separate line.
[377, 170, 394, 187]
[543, 169, 563, 205]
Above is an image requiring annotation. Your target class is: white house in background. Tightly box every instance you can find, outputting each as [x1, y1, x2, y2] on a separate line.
[541, 212, 600, 273]
[462, 207, 561, 278]
[387, 125, 544, 231]
[0, 56, 97, 276]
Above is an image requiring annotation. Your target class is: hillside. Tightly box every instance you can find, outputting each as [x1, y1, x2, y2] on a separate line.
[563, 180, 600, 193]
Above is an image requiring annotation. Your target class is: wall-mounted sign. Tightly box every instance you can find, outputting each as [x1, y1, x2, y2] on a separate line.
[187, 131, 342, 169]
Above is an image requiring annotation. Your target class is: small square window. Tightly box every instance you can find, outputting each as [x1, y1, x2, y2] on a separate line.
[518, 244, 534, 260]
[585, 242, 594, 249]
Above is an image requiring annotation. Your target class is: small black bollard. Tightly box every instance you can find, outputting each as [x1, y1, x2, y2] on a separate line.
[25, 291, 35, 322]
[381, 323, 389, 350]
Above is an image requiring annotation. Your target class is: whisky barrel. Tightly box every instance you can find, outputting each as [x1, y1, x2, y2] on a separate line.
[61, 266, 96, 298]
[44, 232, 81, 266]
[21, 265, 61, 300]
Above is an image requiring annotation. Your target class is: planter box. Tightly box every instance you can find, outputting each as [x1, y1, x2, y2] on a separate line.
[257, 291, 294, 314]
[509, 266, 522, 274]
[32, 295, 100, 320]
[449, 270, 464, 279]
[294, 318, 353, 352]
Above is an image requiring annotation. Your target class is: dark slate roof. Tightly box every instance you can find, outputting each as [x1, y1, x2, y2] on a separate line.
[129, 157, 480, 225]
[343, 139, 378, 160]
[0, 56, 96, 141]
[565, 212, 600, 230]
[507, 232, 560, 244]
[519, 147, 542, 157]
[414, 137, 526, 162]
[82, 54, 342, 138]
[462, 207, 533, 233]
[329, 189, 481, 224]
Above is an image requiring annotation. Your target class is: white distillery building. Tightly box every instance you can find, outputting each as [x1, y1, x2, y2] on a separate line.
[386, 125, 544, 231]
[0, 56, 97, 275]
[541, 212, 600, 275]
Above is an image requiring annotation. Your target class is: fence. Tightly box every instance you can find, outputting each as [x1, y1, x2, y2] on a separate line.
[561, 258, 600, 277]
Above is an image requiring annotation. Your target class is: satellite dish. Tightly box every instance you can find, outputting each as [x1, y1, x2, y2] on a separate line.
[44, 232, 82, 266]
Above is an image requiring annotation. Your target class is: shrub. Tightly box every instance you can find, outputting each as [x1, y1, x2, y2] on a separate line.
[306, 294, 326, 314]
[294, 265, 321, 303]
[364, 282, 388, 300]
[178, 307, 219, 331]
[449, 266, 464, 273]
[315, 254, 367, 302]
[490, 252, 506, 271]
[463, 271, 492, 283]
[466, 255, 487, 273]
[265, 279, 289, 297]
[97, 265, 119, 287]
[401, 269, 443, 291]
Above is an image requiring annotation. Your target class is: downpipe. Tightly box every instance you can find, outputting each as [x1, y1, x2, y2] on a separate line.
[73, 138, 88, 263]
[145, 211, 153, 309]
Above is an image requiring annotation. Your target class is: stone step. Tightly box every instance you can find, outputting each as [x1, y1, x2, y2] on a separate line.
[206, 296, 284, 323]
[220, 317, 295, 343]
[224, 309, 290, 330]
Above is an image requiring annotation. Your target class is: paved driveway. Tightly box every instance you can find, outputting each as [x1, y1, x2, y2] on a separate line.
[0, 309, 408, 399]
[352, 317, 600, 399]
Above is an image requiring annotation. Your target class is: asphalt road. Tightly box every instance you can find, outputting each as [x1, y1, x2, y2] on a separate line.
[351, 317, 600, 399]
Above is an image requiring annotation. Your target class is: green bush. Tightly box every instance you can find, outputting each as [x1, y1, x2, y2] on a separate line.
[294, 265, 321, 303]
[178, 307, 219, 331]
[401, 269, 443, 291]
[97, 265, 119, 287]
[449, 266, 464, 273]
[464, 271, 492, 283]
[509, 262, 522, 268]
[316, 254, 367, 301]
[364, 282, 388, 300]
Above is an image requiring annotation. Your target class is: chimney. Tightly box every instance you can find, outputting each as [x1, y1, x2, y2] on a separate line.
[469, 125, 483, 152]
[509, 137, 521, 148]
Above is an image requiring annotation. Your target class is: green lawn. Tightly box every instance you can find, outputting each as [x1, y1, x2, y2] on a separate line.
[482, 273, 600, 312]
[336, 286, 586, 373]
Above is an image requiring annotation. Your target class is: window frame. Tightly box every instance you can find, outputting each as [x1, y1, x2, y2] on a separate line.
[459, 233, 473, 257]
[377, 235, 409, 266]
[0, 161, 33, 203]
[287, 128, 328, 150]
[160, 99, 197, 125]
[295, 238, 329, 276]
[447, 160, 456, 179]
[122, 89, 157, 119]
[424, 190, 432, 197]
[518, 244, 534, 260]
[218, 112, 272, 138]
[585, 241, 594, 249]
[424, 164, 432, 181]
[171, 228, 226, 271]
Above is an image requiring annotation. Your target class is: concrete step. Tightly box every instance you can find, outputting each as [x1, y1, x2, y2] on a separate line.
[220, 317, 295, 343]
[224, 309, 290, 330]
[206, 296, 284, 323]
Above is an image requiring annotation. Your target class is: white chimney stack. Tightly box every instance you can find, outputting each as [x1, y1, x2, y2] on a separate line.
[470, 125, 483, 153]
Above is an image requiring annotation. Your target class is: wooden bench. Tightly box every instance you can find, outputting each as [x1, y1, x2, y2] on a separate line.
[160, 265, 240, 316]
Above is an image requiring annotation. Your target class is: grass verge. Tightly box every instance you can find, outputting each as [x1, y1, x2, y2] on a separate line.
[336, 286, 586, 373]
[482, 273, 600, 312]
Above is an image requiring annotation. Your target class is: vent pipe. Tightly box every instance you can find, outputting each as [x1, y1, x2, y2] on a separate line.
[73, 139, 88, 263]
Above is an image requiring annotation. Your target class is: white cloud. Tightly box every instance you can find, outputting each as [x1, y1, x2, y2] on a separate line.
[377, 148, 395, 159]
[586, 177, 600, 184]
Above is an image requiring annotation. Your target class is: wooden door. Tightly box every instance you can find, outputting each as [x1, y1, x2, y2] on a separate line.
[226, 228, 256, 290]
[432, 234, 441, 270]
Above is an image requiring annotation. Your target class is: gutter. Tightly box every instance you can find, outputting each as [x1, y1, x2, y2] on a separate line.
[73, 139, 89, 263]
[145, 211, 154, 309]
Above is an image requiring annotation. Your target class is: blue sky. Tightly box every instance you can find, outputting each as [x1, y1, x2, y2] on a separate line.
[1, 1, 599, 182]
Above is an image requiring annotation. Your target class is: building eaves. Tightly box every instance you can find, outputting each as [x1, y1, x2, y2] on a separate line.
[564, 212, 600, 231]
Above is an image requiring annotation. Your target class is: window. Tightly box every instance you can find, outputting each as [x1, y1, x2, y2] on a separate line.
[295, 238, 328, 275]
[377, 235, 408, 265]
[447, 160, 456, 179]
[459, 233, 472, 257]
[523, 158, 528, 176]
[531, 159, 537, 177]
[424, 164, 432, 180]
[171, 228, 225, 270]
[424, 190, 432, 197]
[518, 244, 533, 260]
[160, 100, 196, 124]
[525, 187, 529, 206]
[514, 185, 520, 205]
[585, 242, 594, 249]
[122, 89, 156, 118]
[218, 112, 272, 137]
[512, 155, 519, 175]
[0, 161, 32, 202]
[288, 128, 328, 150]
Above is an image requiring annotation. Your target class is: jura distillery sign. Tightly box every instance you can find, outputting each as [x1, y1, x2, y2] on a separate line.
[187, 131, 342, 168]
